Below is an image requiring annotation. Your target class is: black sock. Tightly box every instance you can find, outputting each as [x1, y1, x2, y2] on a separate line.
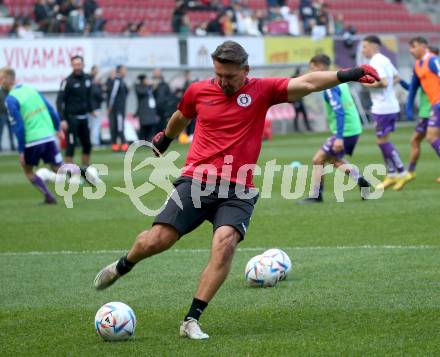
[357, 176, 370, 187]
[80, 166, 88, 178]
[184, 298, 208, 321]
[116, 255, 136, 275]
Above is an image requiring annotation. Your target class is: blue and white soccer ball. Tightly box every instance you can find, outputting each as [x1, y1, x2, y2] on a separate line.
[95, 302, 136, 341]
[263, 248, 292, 281]
[245, 255, 280, 287]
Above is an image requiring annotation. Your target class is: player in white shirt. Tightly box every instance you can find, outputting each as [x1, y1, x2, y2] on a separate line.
[362, 35, 408, 190]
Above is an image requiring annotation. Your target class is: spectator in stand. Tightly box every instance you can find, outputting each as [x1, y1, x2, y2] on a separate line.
[280, 6, 300, 36]
[194, 21, 208, 36]
[298, 0, 316, 34]
[59, 0, 77, 17]
[310, 18, 325, 40]
[172, 0, 186, 33]
[243, 10, 261, 36]
[152, 68, 174, 133]
[83, 0, 98, 22]
[68, 7, 86, 33]
[229, 1, 245, 35]
[268, 5, 284, 21]
[255, 9, 266, 34]
[89, 7, 106, 33]
[206, 13, 223, 34]
[17, 17, 35, 39]
[315, 1, 331, 35]
[47, 0, 62, 32]
[220, 10, 234, 35]
[8, 18, 20, 36]
[179, 13, 191, 34]
[59, 0, 79, 33]
[135, 74, 158, 142]
[333, 13, 344, 36]
[34, 0, 53, 32]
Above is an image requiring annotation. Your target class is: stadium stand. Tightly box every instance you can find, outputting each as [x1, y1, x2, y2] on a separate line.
[2, 0, 440, 36]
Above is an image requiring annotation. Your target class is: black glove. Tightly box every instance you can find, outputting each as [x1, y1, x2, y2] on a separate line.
[152, 131, 173, 156]
[337, 64, 380, 84]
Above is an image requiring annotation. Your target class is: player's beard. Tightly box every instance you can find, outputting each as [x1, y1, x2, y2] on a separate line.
[221, 86, 236, 96]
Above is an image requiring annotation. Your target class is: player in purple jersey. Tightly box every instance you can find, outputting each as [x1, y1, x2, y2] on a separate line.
[362, 35, 408, 190]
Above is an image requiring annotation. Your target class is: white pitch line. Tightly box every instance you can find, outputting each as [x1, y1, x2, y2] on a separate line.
[0, 245, 438, 256]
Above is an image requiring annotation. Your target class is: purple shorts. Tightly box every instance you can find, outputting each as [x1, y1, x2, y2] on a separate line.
[372, 113, 399, 138]
[415, 118, 429, 134]
[24, 140, 63, 167]
[428, 106, 440, 128]
[321, 134, 359, 159]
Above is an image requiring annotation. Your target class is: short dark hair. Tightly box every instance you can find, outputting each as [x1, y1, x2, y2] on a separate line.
[71, 55, 84, 62]
[116, 65, 125, 73]
[211, 41, 249, 67]
[363, 35, 382, 46]
[428, 46, 439, 56]
[310, 54, 331, 67]
[409, 36, 428, 46]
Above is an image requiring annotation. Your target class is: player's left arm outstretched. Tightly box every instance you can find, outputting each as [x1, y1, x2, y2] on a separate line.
[287, 65, 380, 101]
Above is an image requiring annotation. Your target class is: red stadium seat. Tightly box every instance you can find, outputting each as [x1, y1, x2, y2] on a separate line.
[3, 0, 438, 35]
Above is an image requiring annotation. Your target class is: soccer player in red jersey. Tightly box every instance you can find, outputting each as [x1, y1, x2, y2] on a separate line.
[94, 41, 379, 339]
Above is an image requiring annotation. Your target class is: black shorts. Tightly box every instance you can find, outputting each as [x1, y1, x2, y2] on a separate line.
[65, 117, 92, 157]
[153, 177, 259, 240]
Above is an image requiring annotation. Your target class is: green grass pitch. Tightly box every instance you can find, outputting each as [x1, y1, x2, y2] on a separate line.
[1, 127, 440, 356]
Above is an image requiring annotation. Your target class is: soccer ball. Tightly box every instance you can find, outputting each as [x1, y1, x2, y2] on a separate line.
[263, 248, 292, 281]
[245, 255, 280, 287]
[95, 302, 136, 341]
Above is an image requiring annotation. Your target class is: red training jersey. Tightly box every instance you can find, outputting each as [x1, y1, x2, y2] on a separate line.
[177, 77, 289, 187]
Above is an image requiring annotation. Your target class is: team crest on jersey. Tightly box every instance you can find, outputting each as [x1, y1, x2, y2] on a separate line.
[237, 94, 252, 107]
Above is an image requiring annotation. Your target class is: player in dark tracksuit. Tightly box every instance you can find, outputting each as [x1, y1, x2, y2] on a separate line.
[107, 65, 129, 152]
[56, 55, 94, 169]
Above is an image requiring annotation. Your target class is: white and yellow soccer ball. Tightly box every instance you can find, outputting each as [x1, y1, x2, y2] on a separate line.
[95, 302, 136, 341]
[263, 248, 292, 281]
[245, 255, 280, 287]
